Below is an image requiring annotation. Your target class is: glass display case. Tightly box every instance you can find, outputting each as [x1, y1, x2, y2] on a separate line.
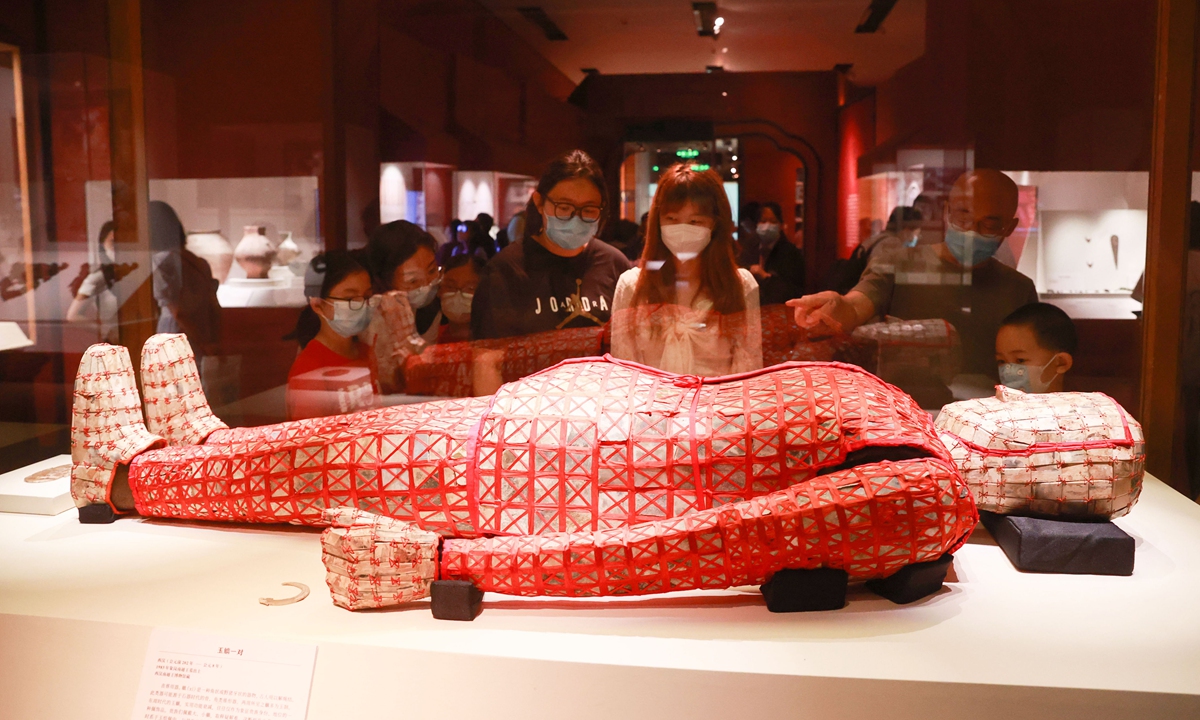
[856, 167, 1154, 318]
[380, 161, 455, 243]
[83, 176, 320, 309]
[620, 139, 741, 226]
[451, 170, 537, 228]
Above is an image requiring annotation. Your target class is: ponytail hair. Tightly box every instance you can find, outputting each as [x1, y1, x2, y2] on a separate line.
[286, 250, 367, 348]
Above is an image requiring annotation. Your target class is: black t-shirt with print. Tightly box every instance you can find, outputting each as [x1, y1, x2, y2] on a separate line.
[471, 235, 632, 340]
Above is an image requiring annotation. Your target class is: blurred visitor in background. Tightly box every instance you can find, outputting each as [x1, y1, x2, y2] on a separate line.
[736, 201, 760, 269]
[466, 217, 498, 262]
[499, 210, 524, 251]
[66, 220, 120, 343]
[364, 221, 444, 393]
[912, 193, 941, 243]
[286, 251, 377, 420]
[825, 205, 924, 295]
[748, 201, 806, 305]
[149, 200, 221, 366]
[436, 218, 466, 266]
[608, 218, 644, 263]
[611, 164, 762, 376]
[475, 212, 495, 238]
[791, 169, 1037, 376]
[995, 302, 1076, 393]
[438, 253, 483, 343]
[471, 149, 630, 342]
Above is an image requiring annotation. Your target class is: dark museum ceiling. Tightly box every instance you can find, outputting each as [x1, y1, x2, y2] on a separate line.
[477, 0, 927, 84]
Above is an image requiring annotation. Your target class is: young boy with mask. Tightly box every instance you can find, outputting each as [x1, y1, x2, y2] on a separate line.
[994, 302, 1076, 393]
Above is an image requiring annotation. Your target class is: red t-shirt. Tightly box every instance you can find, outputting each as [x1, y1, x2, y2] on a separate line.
[286, 339, 377, 420]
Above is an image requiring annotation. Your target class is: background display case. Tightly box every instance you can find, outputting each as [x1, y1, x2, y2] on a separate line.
[452, 170, 537, 228]
[620, 139, 742, 227]
[380, 162, 455, 244]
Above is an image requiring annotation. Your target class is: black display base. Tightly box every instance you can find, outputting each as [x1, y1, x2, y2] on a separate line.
[760, 567, 848, 612]
[430, 580, 484, 621]
[865, 553, 953, 604]
[979, 511, 1135, 576]
[77, 504, 116, 524]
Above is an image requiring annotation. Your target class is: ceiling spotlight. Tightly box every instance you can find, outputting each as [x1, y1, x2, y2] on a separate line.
[693, 2, 722, 38]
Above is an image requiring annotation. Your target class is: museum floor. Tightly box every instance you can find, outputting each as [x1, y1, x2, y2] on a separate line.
[1, 472, 1198, 719]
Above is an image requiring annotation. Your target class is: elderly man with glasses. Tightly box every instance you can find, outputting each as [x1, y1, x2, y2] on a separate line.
[790, 169, 1037, 383]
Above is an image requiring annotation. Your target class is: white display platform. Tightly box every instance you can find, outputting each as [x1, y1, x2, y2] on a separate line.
[0, 454, 74, 515]
[2, 474, 1199, 719]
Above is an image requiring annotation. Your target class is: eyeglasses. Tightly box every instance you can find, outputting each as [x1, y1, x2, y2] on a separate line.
[326, 295, 379, 310]
[545, 197, 603, 223]
[394, 267, 443, 292]
[441, 281, 478, 294]
[947, 209, 1008, 238]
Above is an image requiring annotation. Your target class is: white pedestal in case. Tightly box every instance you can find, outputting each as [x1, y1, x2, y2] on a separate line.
[0, 454, 74, 516]
[1, 471, 1199, 719]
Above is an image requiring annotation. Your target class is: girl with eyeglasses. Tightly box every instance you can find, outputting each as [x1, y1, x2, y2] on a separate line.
[286, 250, 378, 420]
[610, 164, 763, 376]
[470, 150, 631, 351]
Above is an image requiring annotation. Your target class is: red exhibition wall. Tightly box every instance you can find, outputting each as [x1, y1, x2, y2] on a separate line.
[860, 0, 1156, 173]
[838, 95, 874, 260]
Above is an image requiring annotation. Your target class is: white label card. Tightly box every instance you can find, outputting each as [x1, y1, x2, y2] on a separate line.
[131, 627, 318, 720]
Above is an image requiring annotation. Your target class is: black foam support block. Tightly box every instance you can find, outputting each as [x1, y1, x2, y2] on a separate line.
[979, 511, 1135, 576]
[866, 553, 953, 604]
[430, 580, 484, 621]
[78, 504, 117, 524]
[760, 567, 848, 612]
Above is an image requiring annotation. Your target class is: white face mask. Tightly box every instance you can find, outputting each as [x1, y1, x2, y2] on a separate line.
[440, 290, 474, 323]
[407, 281, 439, 310]
[660, 223, 712, 261]
[322, 299, 372, 337]
[756, 222, 781, 244]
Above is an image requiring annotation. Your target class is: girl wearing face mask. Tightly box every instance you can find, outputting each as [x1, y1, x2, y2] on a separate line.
[611, 164, 762, 376]
[287, 251, 378, 420]
[437, 254, 483, 343]
[470, 150, 631, 346]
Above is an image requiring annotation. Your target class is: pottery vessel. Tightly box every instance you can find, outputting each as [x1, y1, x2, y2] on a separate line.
[275, 231, 301, 265]
[185, 230, 234, 283]
[234, 225, 276, 279]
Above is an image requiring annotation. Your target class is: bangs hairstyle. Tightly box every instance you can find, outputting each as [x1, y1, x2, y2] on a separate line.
[524, 149, 609, 242]
[632, 163, 744, 316]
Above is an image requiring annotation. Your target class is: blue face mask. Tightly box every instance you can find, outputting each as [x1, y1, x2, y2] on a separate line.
[544, 213, 596, 251]
[944, 226, 1002, 267]
[998, 356, 1060, 393]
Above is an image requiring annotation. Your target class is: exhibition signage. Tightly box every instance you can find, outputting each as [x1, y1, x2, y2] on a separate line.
[130, 627, 317, 720]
